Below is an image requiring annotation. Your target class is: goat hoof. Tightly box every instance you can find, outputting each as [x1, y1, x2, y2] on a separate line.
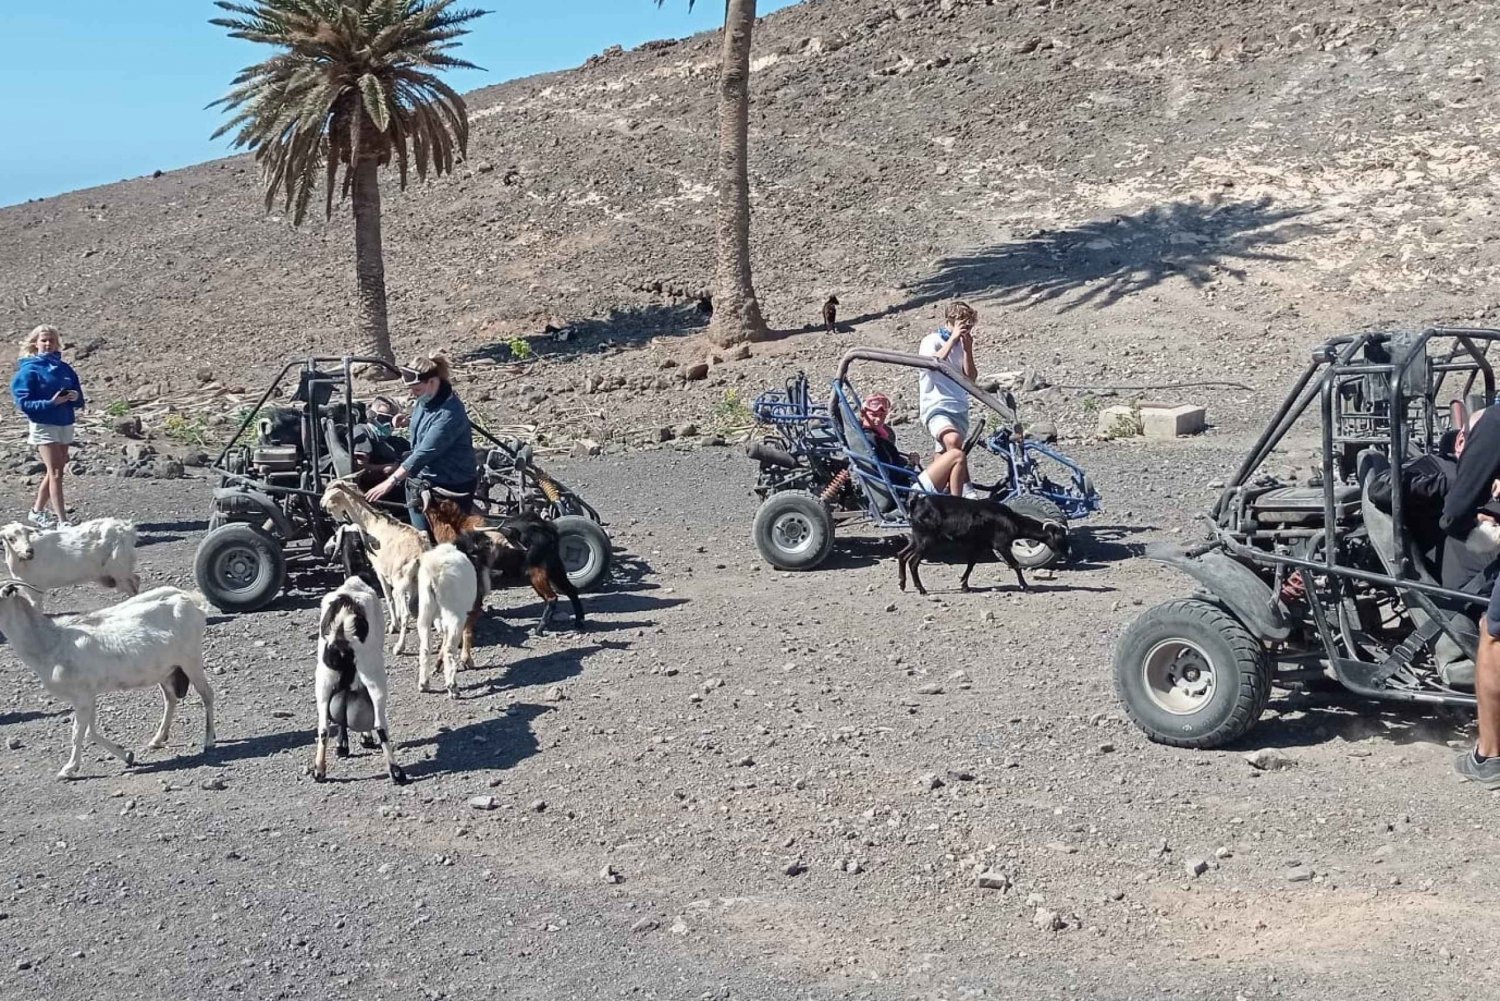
[57, 767, 79, 781]
[446, 686, 459, 701]
[313, 770, 327, 784]
[335, 745, 350, 759]
[360, 734, 378, 750]
[146, 739, 166, 750]
[390, 766, 409, 786]
[123, 750, 136, 767]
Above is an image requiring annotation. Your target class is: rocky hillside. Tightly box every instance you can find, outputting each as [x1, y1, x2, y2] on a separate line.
[1, 0, 1497, 448]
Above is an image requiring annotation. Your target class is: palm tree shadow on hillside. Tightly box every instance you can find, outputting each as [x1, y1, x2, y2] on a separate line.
[461, 303, 709, 365]
[816, 194, 1322, 335]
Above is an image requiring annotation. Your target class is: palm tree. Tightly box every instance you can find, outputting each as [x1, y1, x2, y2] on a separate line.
[660, 0, 770, 346]
[210, 0, 485, 368]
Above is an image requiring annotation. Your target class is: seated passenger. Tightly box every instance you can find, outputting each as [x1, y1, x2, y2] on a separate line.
[365, 395, 411, 463]
[858, 394, 965, 496]
[1366, 407, 1467, 564]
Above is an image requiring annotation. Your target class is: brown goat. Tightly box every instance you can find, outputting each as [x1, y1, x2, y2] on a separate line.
[419, 492, 586, 665]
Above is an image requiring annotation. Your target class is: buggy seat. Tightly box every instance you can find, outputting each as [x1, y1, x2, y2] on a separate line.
[1358, 452, 1477, 684]
[829, 386, 918, 517]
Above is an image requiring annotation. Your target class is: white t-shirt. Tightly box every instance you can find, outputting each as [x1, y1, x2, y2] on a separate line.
[918, 328, 970, 422]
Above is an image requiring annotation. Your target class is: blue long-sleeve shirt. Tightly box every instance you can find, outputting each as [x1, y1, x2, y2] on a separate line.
[12, 353, 85, 426]
[400, 381, 476, 486]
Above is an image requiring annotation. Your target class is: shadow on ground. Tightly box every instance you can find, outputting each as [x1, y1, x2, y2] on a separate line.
[823, 195, 1321, 334]
[1231, 693, 1471, 752]
[461, 303, 709, 365]
[402, 702, 552, 778]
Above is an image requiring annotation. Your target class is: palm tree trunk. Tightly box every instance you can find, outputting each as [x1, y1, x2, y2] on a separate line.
[350, 112, 396, 368]
[710, 0, 769, 347]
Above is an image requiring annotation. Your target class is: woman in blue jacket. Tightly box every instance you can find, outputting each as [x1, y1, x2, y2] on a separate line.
[12, 325, 86, 528]
[364, 353, 476, 537]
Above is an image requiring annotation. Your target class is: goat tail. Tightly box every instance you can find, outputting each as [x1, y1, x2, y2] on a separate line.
[169, 667, 190, 699]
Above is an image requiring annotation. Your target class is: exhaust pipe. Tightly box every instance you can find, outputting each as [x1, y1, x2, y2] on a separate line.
[747, 442, 798, 470]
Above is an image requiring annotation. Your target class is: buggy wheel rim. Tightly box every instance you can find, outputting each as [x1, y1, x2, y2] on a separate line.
[1012, 538, 1047, 559]
[771, 512, 816, 556]
[560, 535, 597, 578]
[1142, 638, 1216, 715]
[216, 544, 262, 592]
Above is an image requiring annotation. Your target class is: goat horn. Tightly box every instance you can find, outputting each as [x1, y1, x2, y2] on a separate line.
[0, 578, 45, 594]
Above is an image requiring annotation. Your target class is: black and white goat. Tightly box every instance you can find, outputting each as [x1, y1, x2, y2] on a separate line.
[0, 517, 141, 608]
[314, 577, 406, 784]
[0, 581, 214, 779]
[898, 493, 1069, 595]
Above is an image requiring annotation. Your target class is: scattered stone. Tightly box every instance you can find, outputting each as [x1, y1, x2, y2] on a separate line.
[674, 422, 699, 438]
[528, 799, 548, 813]
[669, 917, 689, 936]
[684, 362, 710, 381]
[917, 772, 945, 790]
[572, 438, 602, 458]
[200, 776, 228, 791]
[654, 427, 674, 443]
[976, 870, 1012, 891]
[726, 344, 752, 361]
[1027, 421, 1058, 443]
[1245, 748, 1294, 771]
[468, 795, 499, 811]
[783, 860, 807, 876]
[1140, 403, 1207, 439]
[6, 737, 20, 750]
[601, 865, 622, 884]
[1097, 405, 1142, 438]
[1185, 858, 1209, 878]
[631, 918, 659, 933]
[1032, 907, 1066, 932]
[544, 686, 566, 703]
[916, 683, 944, 695]
[1286, 865, 1314, 883]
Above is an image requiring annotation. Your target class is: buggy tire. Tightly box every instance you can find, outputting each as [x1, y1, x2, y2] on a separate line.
[1002, 494, 1068, 569]
[1113, 598, 1271, 749]
[554, 515, 612, 592]
[753, 492, 835, 571]
[194, 523, 285, 613]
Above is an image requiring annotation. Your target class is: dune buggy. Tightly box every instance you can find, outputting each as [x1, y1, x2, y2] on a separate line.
[192, 355, 612, 612]
[1114, 327, 1500, 748]
[746, 347, 1101, 572]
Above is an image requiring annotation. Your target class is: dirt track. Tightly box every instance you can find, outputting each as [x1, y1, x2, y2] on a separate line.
[2, 432, 1498, 1001]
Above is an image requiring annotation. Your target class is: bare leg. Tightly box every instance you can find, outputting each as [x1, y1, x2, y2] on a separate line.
[147, 682, 178, 749]
[1478, 628, 1500, 758]
[39, 442, 69, 522]
[31, 458, 51, 516]
[935, 428, 968, 496]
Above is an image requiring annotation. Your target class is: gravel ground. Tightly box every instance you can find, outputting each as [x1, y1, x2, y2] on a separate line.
[2, 428, 1499, 1001]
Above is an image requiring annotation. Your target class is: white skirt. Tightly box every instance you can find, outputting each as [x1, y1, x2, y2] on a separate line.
[27, 422, 75, 446]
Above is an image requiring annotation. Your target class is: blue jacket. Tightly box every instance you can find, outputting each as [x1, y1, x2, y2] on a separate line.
[401, 381, 475, 487]
[12, 353, 85, 427]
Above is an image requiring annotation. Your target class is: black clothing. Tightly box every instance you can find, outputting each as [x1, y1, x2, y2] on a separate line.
[1441, 407, 1500, 538]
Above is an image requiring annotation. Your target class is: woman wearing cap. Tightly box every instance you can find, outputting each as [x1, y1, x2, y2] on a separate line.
[364, 354, 476, 535]
[12, 324, 86, 528]
[858, 393, 966, 495]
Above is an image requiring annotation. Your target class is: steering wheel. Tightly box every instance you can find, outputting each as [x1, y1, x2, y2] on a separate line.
[962, 418, 989, 454]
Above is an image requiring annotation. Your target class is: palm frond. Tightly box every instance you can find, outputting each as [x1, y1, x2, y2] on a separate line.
[210, 0, 486, 221]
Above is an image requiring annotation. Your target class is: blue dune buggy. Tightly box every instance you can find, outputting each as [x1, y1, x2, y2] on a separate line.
[746, 347, 1101, 571]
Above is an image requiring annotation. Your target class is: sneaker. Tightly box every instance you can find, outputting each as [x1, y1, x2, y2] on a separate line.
[54, 519, 74, 530]
[961, 485, 985, 501]
[25, 509, 53, 528]
[1453, 748, 1500, 790]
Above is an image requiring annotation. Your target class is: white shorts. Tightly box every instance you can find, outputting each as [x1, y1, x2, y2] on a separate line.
[916, 471, 940, 494]
[28, 422, 75, 446]
[924, 410, 969, 445]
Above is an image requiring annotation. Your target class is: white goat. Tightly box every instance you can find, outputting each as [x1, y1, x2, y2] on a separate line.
[0, 582, 214, 779]
[314, 576, 406, 785]
[416, 544, 478, 698]
[319, 481, 429, 654]
[0, 518, 141, 608]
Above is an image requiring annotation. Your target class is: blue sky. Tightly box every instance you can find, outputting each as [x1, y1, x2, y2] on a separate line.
[0, 0, 801, 208]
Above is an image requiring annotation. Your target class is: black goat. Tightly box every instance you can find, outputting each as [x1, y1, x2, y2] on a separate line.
[897, 493, 1068, 594]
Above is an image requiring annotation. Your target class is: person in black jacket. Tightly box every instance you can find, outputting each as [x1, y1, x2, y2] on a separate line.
[1441, 406, 1500, 788]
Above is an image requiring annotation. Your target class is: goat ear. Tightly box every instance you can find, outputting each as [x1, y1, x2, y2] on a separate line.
[1043, 521, 1064, 533]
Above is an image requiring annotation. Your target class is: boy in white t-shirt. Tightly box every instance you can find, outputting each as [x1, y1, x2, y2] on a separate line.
[917, 301, 980, 496]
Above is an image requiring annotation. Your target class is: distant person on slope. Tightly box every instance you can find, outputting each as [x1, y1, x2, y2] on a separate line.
[363, 354, 476, 539]
[917, 301, 981, 498]
[11, 324, 86, 528]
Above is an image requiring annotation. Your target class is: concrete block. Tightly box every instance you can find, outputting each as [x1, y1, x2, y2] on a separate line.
[1096, 405, 1141, 438]
[1140, 403, 1206, 439]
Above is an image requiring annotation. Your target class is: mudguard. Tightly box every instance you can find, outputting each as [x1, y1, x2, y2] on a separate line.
[1146, 543, 1291, 642]
[212, 486, 293, 540]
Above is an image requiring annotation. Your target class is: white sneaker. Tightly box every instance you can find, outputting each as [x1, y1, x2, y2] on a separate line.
[54, 519, 74, 530]
[26, 509, 53, 528]
[961, 485, 984, 500]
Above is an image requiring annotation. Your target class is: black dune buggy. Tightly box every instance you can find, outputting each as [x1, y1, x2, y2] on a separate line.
[192, 355, 612, 612]
[746, 347, 1100, 572]
[1114, 327, 1500, 748]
